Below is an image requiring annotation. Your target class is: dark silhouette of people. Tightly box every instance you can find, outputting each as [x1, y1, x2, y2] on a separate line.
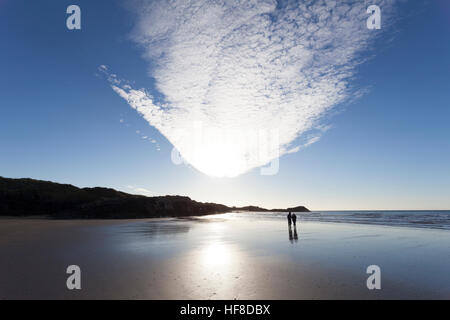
[287, 212, 299, 243]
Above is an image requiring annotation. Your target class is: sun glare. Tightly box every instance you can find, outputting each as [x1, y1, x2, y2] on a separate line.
[201, 242, 231, 267]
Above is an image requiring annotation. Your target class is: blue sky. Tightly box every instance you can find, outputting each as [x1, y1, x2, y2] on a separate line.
[1, 0, 449, 210]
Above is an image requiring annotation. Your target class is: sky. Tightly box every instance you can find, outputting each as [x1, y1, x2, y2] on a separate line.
[1, 0, 450, 210]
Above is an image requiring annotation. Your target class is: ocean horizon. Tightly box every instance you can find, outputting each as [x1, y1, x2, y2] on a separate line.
[235, 210, 450, 231]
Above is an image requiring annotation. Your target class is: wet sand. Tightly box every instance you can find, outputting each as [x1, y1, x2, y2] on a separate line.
[1, 213, 449, 299]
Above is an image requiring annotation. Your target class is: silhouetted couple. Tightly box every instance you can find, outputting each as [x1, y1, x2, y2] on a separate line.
[287, 211, 297, 226]
[287, 211, 298, 243]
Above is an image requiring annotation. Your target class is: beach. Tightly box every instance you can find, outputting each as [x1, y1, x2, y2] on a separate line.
[1, 212, 449, 299]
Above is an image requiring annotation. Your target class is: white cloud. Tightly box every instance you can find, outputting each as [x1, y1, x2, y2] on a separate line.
[106, 0, 396, 177]
[126, 185, 153, 197]
[303, 135, 321, 147]
[287, 146, 301, 154]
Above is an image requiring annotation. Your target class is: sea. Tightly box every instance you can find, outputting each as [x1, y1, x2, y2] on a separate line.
[231, 210, 450, 230]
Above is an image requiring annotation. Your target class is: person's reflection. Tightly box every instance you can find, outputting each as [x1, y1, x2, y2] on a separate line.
[288, 224, 299, 243]
[288, 224, 293, 243]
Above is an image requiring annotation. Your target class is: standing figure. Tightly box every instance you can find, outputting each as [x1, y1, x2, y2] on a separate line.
[287, 211, 292, 225]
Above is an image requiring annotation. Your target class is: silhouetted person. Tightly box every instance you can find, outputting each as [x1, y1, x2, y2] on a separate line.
[292, 213, 297, 226]
[287, 211, 292, 225]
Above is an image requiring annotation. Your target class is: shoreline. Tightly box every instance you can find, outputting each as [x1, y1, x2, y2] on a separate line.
[1, 212, 450, 232]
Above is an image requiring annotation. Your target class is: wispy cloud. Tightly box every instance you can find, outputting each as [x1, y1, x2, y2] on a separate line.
[105, 0, 396, 177]
[126, 185, 153, 197]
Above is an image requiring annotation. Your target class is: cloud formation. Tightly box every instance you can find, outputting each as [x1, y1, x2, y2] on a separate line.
[107, 0, 396, 177]
[126, 185, 153, 197]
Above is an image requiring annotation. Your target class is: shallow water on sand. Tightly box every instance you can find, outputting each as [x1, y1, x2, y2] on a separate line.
[1, 213, 449, 299]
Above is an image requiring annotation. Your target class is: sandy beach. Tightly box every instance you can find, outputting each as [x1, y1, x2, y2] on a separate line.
[1, 213, 449, 299]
